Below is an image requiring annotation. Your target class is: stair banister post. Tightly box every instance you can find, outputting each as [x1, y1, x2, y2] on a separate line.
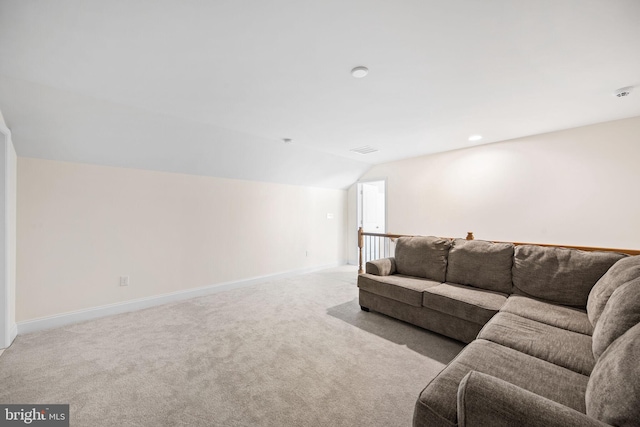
[358, 227, 364, 274]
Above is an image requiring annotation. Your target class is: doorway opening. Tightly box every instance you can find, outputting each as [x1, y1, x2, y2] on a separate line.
[357, 180, 386, 234]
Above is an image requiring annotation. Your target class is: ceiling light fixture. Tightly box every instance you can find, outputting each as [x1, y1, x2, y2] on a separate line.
[468, 135, 483, 142]
[351, 66, 369, 78]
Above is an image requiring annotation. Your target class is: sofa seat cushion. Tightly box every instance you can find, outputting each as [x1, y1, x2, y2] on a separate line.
[414, 339, 590, 427]
[500, 295, 593, 335]
[359, 290, 483, 344]
[446, 239, 514, 293]
[587, 255, 640, 326]
[512, 245, 626, 308]
[394, 236, 452, 282]
[422, 283, 507, 325]
[477, 312, 595, 375]
[357, 273, 439, 307]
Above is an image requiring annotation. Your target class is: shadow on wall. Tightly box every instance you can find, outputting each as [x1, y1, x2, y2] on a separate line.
[327, 298, 464, 365]
[438, 148, 519, 207]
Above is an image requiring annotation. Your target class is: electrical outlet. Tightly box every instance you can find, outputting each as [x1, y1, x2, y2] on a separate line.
[120, 276, 130, 286]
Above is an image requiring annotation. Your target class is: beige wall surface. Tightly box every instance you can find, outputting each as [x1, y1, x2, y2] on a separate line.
[358, 116, 640, 250]
[17, 158, 347, 322]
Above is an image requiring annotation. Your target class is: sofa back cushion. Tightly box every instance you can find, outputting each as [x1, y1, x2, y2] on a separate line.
[586, 322, 640, 426]
[512, 245, 626, 307]
[394, 236, 451, 282]
[591, 278, 640, 359]
[445, 239, 514, 293]
[587, 255, 640, 326]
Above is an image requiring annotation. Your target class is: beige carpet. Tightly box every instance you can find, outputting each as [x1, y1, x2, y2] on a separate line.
[0, 266, 464, 426]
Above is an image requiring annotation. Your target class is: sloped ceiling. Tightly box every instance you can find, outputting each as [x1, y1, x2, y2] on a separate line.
[1, 0, 640, 188]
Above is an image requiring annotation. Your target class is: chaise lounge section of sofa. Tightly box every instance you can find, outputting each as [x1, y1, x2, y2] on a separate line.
[357, 235, 640, 426]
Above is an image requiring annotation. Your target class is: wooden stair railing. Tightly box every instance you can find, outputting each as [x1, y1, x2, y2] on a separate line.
[357, 227, 640, 274]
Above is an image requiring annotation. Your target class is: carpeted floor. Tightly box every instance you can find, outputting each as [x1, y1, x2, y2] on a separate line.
[0, 266, 464, 426]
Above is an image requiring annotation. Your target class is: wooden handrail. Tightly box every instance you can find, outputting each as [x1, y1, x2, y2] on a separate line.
[357, 228, 640, 274]
[496, 241, 640, 256]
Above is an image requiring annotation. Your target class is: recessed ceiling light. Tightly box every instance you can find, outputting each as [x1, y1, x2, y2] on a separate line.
[351, 66, 369, 78]
[468, 135, 483, 142]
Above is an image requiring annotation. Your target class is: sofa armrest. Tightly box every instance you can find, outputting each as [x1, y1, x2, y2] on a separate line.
[457, 371, 609, 427]
[365, 257, 396, 276]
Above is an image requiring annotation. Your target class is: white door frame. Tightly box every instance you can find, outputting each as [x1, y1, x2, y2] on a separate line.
[0, 116, 17, 349]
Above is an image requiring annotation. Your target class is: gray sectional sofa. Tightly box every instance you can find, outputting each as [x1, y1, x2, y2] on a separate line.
[357, 236, 640, 427]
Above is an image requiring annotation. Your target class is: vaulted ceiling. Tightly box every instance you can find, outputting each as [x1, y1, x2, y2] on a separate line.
[1, 0, 639, 188]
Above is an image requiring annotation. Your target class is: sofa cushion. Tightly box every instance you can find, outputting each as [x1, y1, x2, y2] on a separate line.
[500, 295, 593, 335]
[587, 255, 640, 326]
[512, 245, 625, 308]
[422, 283, 507, 325]
[445, 239, 514, 293]
[477, 312, 595, 375]
[357, 273, 439, 307]
[586, 323, 640, 426]
[591, 278, 640, 359]
[359, 290, 482, 344]
[414, 339, 590, 427]
[394, 236, 451, 282]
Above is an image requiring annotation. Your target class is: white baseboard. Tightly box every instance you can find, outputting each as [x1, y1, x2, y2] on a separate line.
[17, 262, 346, 335]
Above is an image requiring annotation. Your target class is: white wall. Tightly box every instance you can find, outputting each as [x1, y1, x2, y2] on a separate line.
[357, 116, 640, 249]
[17, 158, 347, 322]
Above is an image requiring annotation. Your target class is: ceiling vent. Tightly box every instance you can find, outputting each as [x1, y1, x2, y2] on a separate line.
[350, 145, 378, 155]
